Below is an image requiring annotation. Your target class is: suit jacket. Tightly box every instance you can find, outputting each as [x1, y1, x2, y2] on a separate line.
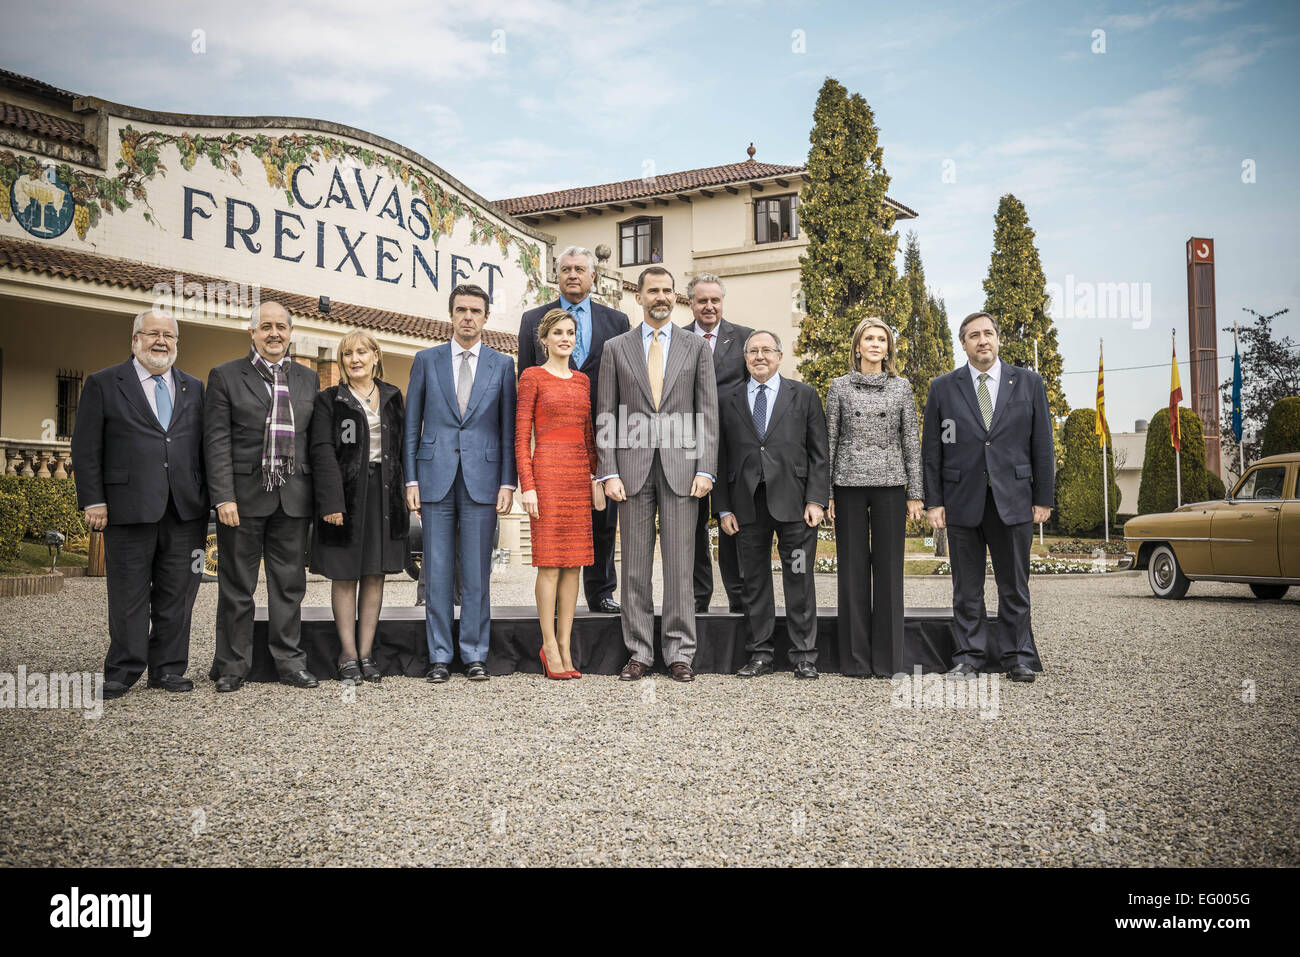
[714, 377, 829, 525]
[682, 318, 754, 395]
[309, 382, 409, 547]
[921, 362, 1055, 526]
[404, 342, 518, 505]
[518, 297, 630, 411]
[71, 358, 207, 524]
[204, 355, 319, 518]
[595, 324, 718, 497]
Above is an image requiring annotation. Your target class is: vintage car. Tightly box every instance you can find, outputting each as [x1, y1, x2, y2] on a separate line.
[1121, 451, 1299, 599]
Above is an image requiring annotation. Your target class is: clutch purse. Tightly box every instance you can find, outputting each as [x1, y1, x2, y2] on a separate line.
[591, 479, 606, 511]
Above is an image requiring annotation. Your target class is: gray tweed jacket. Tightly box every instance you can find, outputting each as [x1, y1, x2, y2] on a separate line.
[825, 371, 923, 500]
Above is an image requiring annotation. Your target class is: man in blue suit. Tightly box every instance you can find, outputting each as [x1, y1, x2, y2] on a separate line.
[518, 245, 630, 614]
[405, 283, 517, 683]
[921, 312, 1055, 683]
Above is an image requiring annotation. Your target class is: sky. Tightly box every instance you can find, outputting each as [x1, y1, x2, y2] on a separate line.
[2, 0, 1298, 430]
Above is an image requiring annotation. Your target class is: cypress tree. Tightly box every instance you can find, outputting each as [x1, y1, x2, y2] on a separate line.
[795, 77, 904, 399]
[982, 194, 1068, 419]
[1260, 396, 1300, 456]
[1137, 407, 1208, 514]
[899, 232, 946, 414]
[932, 294, 955, 369]
[1056, 409, 1120, 534]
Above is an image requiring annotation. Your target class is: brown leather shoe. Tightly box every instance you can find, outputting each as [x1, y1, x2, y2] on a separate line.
[619, 658, 651, 681]
[668, 662, 695, 683]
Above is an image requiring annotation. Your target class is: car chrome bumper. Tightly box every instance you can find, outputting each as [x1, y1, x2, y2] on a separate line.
[1119, 552, 1135, 570]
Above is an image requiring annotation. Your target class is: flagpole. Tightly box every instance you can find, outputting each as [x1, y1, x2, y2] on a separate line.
[1100, 339, 1109, 543]
[1234, 320, 1244, 479]
[1035, 336, 1043, 547]
[1173, 329, 1182, 508]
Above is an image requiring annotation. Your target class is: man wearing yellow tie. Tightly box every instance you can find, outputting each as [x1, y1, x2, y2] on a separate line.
[596, 267, 719, 682]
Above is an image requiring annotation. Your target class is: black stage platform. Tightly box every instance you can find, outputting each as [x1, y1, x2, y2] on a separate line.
[240, 605, 1041, 680]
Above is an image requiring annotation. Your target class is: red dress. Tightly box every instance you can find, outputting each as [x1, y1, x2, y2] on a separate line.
[515, 366, 598, 567]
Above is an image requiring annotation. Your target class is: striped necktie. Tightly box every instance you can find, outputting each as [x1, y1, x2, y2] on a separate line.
[977, 372, 993, 429]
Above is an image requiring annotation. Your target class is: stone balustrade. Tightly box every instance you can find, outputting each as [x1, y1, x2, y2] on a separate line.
[0, 438, 74, 479]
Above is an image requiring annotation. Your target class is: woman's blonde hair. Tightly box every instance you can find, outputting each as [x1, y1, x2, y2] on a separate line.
[849, 316, 898, 376]
[336, 328, 384, 384]
[537, 308, 577, 355]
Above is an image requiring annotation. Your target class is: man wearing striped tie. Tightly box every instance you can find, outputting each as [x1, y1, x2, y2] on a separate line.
[921, 312, 1055, 683]
[72, 310, 209, 699]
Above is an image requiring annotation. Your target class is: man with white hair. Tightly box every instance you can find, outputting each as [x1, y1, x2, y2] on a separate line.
[71, 310, 208, 699]
[204, 301, 320, 691]
[517, 245, 630, 614]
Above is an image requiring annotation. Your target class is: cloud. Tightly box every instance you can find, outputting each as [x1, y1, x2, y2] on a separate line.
[1101, 0, 1245, 32]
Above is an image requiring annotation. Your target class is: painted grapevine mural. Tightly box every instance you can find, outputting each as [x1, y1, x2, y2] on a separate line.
[1, 125, 547, 301]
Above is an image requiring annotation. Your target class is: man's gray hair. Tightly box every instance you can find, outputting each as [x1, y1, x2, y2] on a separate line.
[249, 300, 292, 330]
[131, 309, 177, 337]
[745, 329, 782, 353]
[557, 245, 596, 273]
[685, 272, 726, 301]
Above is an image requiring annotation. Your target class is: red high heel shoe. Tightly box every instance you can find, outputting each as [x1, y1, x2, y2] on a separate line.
[563, 668, 582, 679]
[539, 648, 569, 680]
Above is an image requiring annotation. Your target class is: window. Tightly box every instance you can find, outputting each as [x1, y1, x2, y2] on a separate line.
[755, 194, 799, 244]
[57, 369, 83, 439]
[619, 217, 663, 266]
[1234, 467, 1287, 500]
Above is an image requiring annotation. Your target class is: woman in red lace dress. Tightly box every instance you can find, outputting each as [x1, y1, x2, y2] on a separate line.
[516, 308, 598, 679]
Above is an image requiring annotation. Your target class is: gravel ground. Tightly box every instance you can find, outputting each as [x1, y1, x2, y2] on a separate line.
[1, 561, 1297, 867]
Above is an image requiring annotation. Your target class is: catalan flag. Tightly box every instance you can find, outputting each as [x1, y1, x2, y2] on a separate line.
[1094, 341, 1108, 448]
[1169, 337, 1183, 452]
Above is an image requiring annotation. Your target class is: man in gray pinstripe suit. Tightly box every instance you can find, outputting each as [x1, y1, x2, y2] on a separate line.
[596, 266, 719, 682]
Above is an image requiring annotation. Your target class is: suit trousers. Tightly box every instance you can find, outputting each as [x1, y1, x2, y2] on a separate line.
[834, 484, 905, 677]
[584, 501, 618, 608]
[422, 464, 496, 664]
[947, 486, 1035, 669]
[734, 483, 818, 664]
[619, 452, 697, 666]
[694, 490, 744, 611]
[101, 495, 206, 686]
[213, 505, 309, 679]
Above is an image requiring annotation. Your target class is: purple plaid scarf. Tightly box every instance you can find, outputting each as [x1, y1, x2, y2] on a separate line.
[250, 346, 296, 490]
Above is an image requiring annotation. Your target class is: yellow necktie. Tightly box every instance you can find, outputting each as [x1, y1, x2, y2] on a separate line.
[648, 329, 663, 409]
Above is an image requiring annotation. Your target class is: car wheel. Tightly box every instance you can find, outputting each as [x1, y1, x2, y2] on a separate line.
[1147, 544, 1190, 599]
[203, 533, 219, 581]
[1249, 583, 1290, 600]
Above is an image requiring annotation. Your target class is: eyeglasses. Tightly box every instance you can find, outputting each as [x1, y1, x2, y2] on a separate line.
[745, 348, 779, 357]
[136, 330, 177, 342]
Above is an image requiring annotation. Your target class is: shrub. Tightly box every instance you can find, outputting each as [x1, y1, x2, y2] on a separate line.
[1055, 409, 1120, 534]
[18, 478, 89, 545]
[1260, 396, 1300, 457]
[1137, 407, 1208, 514]
[0, 489, 27, 566]
[1206, 469, 1226, 500]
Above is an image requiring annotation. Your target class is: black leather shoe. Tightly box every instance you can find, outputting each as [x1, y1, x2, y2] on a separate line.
[1007, 664, 1036, 683]
[591, 597, 621, 614]
[945, 663, 978, 679]
[101, 680, 129, 700]
[147, 674, 194, 692]
[215, 674, 244, 693]
[465, 661, 489, 681]
[736, 657, 773, 678]
[793, 661, 819, 680]
[426, 663, 450, 684]
[280, 669, 319, 688]
[359, 658, 381, 683]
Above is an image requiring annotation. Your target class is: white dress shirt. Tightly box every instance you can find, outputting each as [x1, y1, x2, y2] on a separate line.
[133, 357, 176, 416]
[452, 340, 482, 393]
[968, 358, 1002, 410]
[691, 321, 719, 352]
[640, 321, 673, 376]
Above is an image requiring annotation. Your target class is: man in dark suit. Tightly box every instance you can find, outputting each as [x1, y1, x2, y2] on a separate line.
[922, 311, 1055, 683]
[683, 273, 753, 613]
[204, 301, 320, 691]
[71, 310, 208, 700]
[518, 245, 629, 614]
[715, 331, 829, 679]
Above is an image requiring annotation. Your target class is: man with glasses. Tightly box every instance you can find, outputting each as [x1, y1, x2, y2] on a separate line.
[71, 310, 208, 699]
[714, 331, 829, 678]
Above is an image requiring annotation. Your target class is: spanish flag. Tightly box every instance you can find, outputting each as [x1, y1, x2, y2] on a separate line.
[1169, 337, 1183, 452]
[1094, 341, 1108, 448]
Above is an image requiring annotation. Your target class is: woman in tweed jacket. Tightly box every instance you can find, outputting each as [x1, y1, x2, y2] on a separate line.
[825, 317, 923, 676]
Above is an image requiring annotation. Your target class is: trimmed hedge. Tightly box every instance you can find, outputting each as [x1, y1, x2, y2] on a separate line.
[1206, 469, 1226, 500]
[1137, 407, 1208, 514]
[0, 476, 89, 545]
[1055, 408, 1120, 534]
[1260, 396, 1300, 457]
[0, 489, 27, 566]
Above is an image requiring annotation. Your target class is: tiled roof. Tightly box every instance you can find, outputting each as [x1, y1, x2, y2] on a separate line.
[0, 101, 94, 149]
[0, 68, 78, 105]
[0, 236, 518, 353]
[495, 158, 919, 219]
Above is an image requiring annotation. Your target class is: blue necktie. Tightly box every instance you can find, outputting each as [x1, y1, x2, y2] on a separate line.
[153, 375, 172, 429]
[572, 305, 588, 368]
[753, 383, 768, 439]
